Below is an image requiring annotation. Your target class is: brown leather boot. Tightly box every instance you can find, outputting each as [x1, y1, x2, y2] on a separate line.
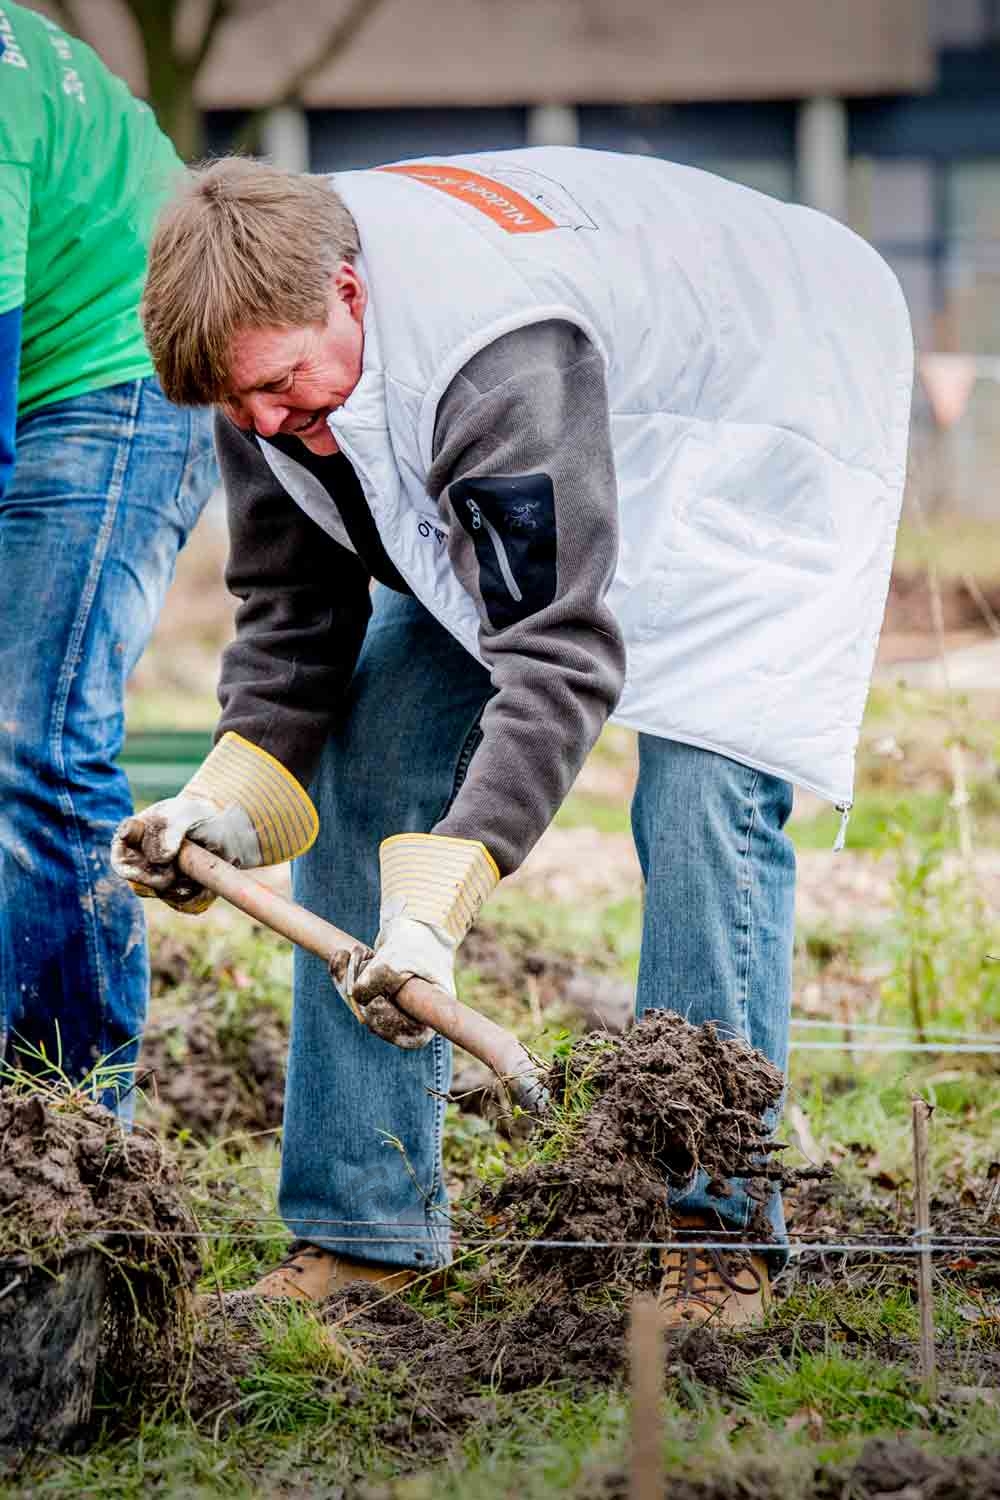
[659, 1215, 770, 1329]
[248, 1242, 423, 1302]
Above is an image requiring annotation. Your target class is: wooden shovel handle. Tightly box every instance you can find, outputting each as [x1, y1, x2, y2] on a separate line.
[176, 841, 548, 1116]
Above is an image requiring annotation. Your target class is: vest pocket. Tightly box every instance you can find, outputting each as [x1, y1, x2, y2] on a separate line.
[450, 473, 558, 629]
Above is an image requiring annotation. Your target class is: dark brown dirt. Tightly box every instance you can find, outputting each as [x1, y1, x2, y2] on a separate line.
[139, 999, 288, 1140]
[479, 1011, 786, 1289]
[184, 1281, 628, 1456]
[0, 1087, 199, 1383]
[0, 1088, 196, 1266]
[578, 1438, 1000, 1499]
[781, 1171, 1000, 1296]
[136, 936, 289, 1139]
[554, 1012, 783, 1188]
[330, 1282, 627, 1394]
[181, 1294, 270, 1425]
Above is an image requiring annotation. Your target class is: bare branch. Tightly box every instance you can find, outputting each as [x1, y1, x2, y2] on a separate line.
[186, 0, 232, 77]
[270, 0, 390, 105]
[230, 0, 391, 153]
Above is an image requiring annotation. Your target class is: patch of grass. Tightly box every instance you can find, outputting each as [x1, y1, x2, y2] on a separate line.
[184, 1136, 284, 1294]
[237, 1303, 361, 1433]
[785, 1048, 1000, 1183]
[531, 1031, 611, 1163]
[147, 912, 293, 1031]
[894, 513, 1000, 580]
[768, 1281, 999, 1349]
[554, 789, 632, 835]
[438, 1386, 627, 1498]
[443, 1103, 513, 1195]
[738, 1348, 924, 1434]
[7, 1419, 257, 1497]
[485, 887, 642, 988]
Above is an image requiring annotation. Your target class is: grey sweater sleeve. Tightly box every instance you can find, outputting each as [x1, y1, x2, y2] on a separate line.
[428, 320, 625, 875]
[213, 413, 373, 787]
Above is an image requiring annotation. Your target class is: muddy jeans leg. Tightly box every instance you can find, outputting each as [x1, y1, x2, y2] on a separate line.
[0, 380, 215, 1108]
[282, 590, 495, 1268]
[630, 737, 796, 1256]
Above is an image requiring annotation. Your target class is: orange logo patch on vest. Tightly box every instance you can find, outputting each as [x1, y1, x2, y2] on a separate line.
[378, 164, 558, 234]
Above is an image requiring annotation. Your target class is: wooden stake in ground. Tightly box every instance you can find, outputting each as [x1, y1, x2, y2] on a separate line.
[911, 1097, 937, 1396]
[629, 1293, 664, 1500]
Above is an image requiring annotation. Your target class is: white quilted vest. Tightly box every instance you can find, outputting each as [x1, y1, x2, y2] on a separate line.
[263, 147, 913, 812]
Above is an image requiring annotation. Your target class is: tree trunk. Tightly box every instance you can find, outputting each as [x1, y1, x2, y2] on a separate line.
[127, 0, 204, 160]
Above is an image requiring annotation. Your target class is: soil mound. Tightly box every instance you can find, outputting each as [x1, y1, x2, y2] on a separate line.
[480, 1011, 785, 1288]
[0, 1087, 199, 1376]
[331, 1282, 627, 1395]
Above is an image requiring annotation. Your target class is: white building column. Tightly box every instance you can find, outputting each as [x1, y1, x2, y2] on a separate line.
[527, 104, 579, 148]
[796, 96, 848, 220]
[261, 105, 310, 172]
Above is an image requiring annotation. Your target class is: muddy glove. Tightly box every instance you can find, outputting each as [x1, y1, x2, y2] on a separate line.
[331, 834, 499, 1048]
[110, 731, 318, 913]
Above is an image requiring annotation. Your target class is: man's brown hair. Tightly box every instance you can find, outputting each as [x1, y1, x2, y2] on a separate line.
[142, 156, 361, 406]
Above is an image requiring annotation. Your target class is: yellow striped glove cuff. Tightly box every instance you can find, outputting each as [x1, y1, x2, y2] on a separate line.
[185, 732, 319, 866]
[379, 834, 500, 943]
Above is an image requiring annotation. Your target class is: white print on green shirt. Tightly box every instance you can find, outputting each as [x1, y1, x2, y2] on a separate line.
[0, 8, 28, 68]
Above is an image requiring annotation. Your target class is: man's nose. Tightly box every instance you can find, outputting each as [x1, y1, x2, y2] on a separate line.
[245, 395, 289, 439]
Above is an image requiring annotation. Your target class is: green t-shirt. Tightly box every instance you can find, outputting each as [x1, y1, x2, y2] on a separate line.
[0, 2, 182, 413]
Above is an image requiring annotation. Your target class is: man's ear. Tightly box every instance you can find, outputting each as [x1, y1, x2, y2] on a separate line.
[332, 262, 367, 325]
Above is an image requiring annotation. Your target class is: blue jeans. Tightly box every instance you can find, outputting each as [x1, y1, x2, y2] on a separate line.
[284, 591, 795, 1267]
[0, 379, 216, 1105]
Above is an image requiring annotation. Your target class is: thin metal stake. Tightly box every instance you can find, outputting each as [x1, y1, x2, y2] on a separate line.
[911, 1097, 937, 1396]
[629, 1293, 664, 1500]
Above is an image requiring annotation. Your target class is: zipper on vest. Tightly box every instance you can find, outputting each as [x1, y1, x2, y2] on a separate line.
[833, 802, 852, 852]
[467, 499, 523, 603]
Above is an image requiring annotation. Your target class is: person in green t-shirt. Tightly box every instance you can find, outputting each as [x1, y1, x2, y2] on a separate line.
[0, 2, 217, 1110]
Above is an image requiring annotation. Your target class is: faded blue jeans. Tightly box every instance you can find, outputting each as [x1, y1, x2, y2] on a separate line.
[0, 378, 216, 1105]
[284, 590, 796, 1268]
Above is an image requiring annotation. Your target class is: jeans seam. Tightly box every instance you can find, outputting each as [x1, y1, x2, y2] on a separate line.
[48, 380, 142, 1046]
[424, 1034, 449, 1261]
[736, 767, 761, 1230]
[425, 704, 488, 1261]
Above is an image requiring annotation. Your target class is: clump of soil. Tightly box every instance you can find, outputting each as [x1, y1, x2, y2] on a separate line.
[838, 1437, 1000, 1500]
[479, 1010, 785, 1289]
[0, 1087, 200, 1381]
[182, 1294, 271, 1425]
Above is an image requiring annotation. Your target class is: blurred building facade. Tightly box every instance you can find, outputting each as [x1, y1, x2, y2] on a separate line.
[40, 0, 1000, 504]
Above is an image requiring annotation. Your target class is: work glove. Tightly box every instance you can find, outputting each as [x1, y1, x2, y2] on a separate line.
[110, 731, 318, 913]
[331, 833, 499, 1049]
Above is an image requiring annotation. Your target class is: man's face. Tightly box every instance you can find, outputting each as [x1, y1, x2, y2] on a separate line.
[221, 263, 366, 456]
